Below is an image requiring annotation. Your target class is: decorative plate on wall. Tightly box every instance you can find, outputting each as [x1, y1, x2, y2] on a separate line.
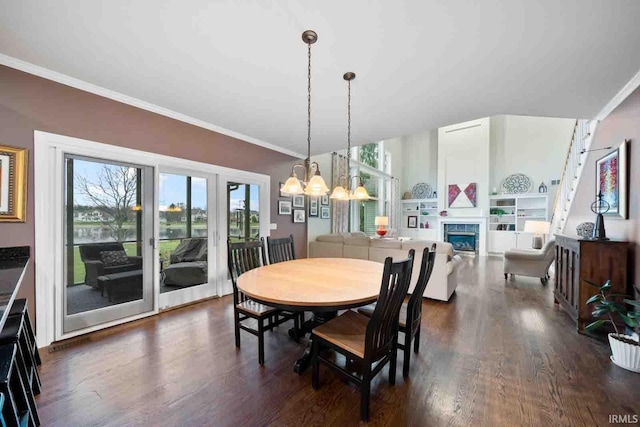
[411, 183, 433, 199]
[501, 174, 532, 194]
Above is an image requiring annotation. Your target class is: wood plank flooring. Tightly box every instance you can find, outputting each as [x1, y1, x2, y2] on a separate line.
[35, 257, 640, 426]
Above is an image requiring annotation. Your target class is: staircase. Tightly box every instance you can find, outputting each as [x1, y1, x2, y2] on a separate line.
[549, 119, 597, 235]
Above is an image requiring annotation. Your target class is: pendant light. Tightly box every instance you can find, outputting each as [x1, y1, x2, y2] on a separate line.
[330, 72, 369, 201]
[281, 30, 329, 197]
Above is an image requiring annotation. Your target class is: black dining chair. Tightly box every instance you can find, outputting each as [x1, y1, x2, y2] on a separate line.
[359, 244, 437, 377]
[310, 250, 415, 422]
[227, 238, 300, 365]
[266, 234, 296, 264]
[266, 234, 305, 335]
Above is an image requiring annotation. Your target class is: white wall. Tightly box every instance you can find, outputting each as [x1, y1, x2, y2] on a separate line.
[490, 115, 575, 213]
[438, 117, 491, 216]
[385, 129, 438, 197]
[307, 152, 333, 248]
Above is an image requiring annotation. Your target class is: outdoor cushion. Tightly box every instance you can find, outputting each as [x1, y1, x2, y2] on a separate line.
[100, 250, 129, 266]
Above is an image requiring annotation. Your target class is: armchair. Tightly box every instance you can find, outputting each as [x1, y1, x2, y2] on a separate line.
[79, 242, 143, 289]
[503, 239, 555, 284]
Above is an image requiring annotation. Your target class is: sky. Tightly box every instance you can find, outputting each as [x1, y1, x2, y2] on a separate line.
[71, 159, 260, 211]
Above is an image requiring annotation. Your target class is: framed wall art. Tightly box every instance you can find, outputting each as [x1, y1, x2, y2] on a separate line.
[278, 200, 292, 215]
[320, 206, 330, 219]
[309, 198, 318, 217]
[320, 194, 329, 206]
[293, 209, 306, 223]
[407, 215, 418, 228]
[595, 139, 629, 219]
[0, 144, 28, 222]
[292, 195, 305, 208]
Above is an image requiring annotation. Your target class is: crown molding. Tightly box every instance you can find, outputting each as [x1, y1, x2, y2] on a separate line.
[595, 66, 640, 121]
[0, 53, 306, 159]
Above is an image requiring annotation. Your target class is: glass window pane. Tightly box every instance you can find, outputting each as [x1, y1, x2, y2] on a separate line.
[359, 143, 379, 169]
[228, 183, 260, 242]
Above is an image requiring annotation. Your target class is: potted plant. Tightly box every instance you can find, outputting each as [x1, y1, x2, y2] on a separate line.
[585, 279, 640, 373]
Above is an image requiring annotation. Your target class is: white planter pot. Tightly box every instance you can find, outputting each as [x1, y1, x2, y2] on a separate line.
[609, 333, 640, 373]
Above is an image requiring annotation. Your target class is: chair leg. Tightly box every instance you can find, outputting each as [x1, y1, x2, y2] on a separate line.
[389, 341, 397, 385]
[361, 366, 371, 422]
[258, 319, 265, 365]
[234, 310, 241, 348]
[311, 338, 320, 390]
[403, 329, 412, 378]
[414, 325, 421, 353]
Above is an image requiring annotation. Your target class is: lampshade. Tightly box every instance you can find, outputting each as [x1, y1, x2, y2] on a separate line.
[374, 216, 389, 226]
[351, 184, 370, 200]
[524, 220, 550, 235]
[330, 185, 349, 200]
[282, 173, 304, 195]
[304, 173, 330, 196]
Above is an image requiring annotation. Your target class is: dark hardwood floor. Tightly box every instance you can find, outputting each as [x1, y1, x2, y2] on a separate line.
[36, 257, 639, 426]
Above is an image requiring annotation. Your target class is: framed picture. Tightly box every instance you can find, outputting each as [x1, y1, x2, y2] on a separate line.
[595, 140, 629, 219]
[309, 198, 318, 217]
[279, 182, 290, 199]
[0, 144, 28, 222]
[293, 209, 306, 223]
[320, 194, 329, 206]
[292, 194, 305, 208]
[407, 215, 418, 228]
[278, 200, 292, 215]
[321, 206, 330, 219]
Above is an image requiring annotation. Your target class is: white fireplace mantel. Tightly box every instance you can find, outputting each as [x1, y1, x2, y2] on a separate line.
[437, 216, 488, 256]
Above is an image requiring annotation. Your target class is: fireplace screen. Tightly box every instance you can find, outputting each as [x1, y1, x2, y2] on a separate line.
[446, 232, 477, 252]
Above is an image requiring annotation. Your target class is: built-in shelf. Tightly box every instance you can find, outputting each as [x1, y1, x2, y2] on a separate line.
[488, 194, 549, 254]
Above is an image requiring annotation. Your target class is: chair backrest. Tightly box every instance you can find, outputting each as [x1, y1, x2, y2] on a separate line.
[266, 234, 296, 264]
[227, 238, 268, 304]
[365, 250, 415, 361]
[406, 244, 437, 332]
[79, 242, 126, 262]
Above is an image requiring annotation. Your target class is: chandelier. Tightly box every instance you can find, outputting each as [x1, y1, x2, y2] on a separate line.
[330, 72, 370, 201]
[281, 30, 330, 197]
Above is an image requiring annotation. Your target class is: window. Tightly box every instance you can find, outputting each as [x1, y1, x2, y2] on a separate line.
[350, 142, 393, 234]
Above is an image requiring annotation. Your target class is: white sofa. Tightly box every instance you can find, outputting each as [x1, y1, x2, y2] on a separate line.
[308, 233, 462, 301]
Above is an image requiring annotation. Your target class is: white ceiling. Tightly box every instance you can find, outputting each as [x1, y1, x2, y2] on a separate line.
[1, 1, 640, 157]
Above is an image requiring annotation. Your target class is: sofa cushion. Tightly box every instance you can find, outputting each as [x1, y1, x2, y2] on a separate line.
[100, 250, 129, 267]
[350, 231, 367, 238]
[316, 234, 345, 243]
[369, 239, 402, 250]
[344, 236, 371, 247]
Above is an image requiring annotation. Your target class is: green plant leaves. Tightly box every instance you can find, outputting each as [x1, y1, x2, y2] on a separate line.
[585, 319, 608, 332]
[586, 294, 603, 305]
[624, 299, 640, 307]
[619, 313, 639, 328]
[601, 280, 612, 291]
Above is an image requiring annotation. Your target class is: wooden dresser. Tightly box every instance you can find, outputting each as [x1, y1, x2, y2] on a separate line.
[554, 234, 631, 334]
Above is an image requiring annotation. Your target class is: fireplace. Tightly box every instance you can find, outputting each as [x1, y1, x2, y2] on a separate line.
[444, 224, 480, 253]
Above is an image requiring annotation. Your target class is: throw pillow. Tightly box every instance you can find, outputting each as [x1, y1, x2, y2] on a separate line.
[100, 250, 129, 266]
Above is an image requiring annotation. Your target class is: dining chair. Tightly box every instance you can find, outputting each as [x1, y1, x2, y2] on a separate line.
[266, 234, 305, 335]
[310, 250, 415, 422]
[227, 238, 300, 365]
[266, 234, 296, 264]
[359, 244, 437, 377]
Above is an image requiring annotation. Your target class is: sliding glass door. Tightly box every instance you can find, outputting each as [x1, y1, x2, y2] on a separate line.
[63, 155, 154, 333]
[158, 169, 217, 310]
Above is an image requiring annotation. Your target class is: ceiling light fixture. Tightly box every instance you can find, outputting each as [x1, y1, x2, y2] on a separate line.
[330, 72, 370, 201]
[281, 30, 329, 197]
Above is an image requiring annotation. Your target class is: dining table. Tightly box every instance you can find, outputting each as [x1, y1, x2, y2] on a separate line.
[238, 257, 384, 373]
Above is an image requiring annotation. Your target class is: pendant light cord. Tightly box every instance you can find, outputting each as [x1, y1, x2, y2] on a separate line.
[346, 78, 352, 190]
[307, 41, 312, 172]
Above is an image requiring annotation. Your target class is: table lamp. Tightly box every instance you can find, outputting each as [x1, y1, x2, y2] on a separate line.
[524, 220, 550, 249]
[375, 216, 389, 237]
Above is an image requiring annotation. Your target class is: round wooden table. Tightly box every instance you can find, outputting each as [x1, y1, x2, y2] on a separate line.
[238, 258, 384, 373]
